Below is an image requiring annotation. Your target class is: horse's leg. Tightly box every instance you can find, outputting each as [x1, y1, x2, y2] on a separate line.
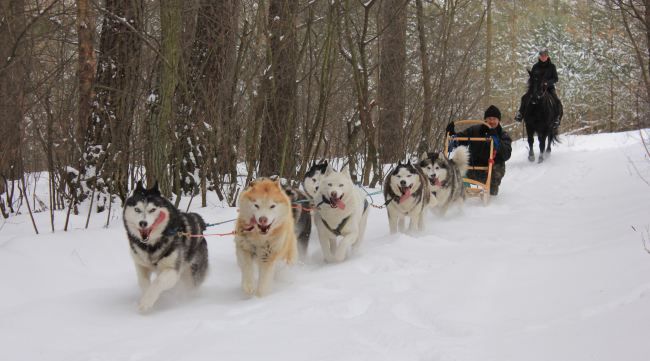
[545, 133, 552, 155]
[538, 133, 546, 163]
[526, 123, 535, 162]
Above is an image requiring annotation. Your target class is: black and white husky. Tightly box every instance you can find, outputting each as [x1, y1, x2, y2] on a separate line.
[123, 181, 208, 313]
[383, 161, 430, 234]
[419, 146, 469, 215]
[302, 160, 328, 200]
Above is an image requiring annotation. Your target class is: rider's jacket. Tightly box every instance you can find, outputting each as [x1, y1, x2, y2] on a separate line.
[531, 58, 558, 90]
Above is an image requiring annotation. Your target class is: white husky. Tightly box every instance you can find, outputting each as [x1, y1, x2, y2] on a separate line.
[313, 165, 370, 262]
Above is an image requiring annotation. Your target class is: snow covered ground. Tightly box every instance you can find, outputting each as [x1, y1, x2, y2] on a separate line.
[1, 131, 649, 361]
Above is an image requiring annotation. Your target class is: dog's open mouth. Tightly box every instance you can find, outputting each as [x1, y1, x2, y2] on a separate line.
[329, 194, 346, 209]
[429, 176, 442, 187]
[257, 222, 273, 234]
[399, 185, 412, 203]
[139, 228, 152, 241]
[399, 185, 412, 196]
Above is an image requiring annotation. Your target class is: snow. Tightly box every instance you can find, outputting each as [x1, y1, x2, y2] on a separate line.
[1, 131, 650, 361]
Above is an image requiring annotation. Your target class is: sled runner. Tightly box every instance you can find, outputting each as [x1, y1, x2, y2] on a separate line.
[444, 120, 495, 205]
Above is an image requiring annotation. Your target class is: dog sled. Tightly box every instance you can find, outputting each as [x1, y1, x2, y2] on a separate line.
[444, 120, 495, 205]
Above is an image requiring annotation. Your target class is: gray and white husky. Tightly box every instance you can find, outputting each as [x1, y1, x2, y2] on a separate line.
[383, 161, 430, 234]
[281, 181, 312, 260]
[419, 146, 469, 216]
[123, 181, 208, 312]
[313, 165, 369, 262]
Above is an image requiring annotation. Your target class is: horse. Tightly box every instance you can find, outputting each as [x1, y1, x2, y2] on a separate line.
[522, 70, 560, 163]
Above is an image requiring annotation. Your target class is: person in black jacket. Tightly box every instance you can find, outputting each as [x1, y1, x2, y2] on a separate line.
[446, 105, 512, 196]
[514, 48, 563, 127]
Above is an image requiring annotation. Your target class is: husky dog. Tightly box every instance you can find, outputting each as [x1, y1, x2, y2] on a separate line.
[281, 182, 312, 260]
[419, 146, 469, 215]
[383, 161, 430, 234]
[302, 160, 328, 200]
[235, 178, 298, 297]
[123, 182, 208, 313]
[313, 165, 369, 262]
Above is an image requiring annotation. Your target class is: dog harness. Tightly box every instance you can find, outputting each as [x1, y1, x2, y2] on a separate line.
[321, 199, 368, 236]
[322, 216, 350, 237]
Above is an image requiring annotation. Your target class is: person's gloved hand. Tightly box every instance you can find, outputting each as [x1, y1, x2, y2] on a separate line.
[446, 122, 455, 134]
[490, 135, 501, 149]
[514, 112, 523, 122]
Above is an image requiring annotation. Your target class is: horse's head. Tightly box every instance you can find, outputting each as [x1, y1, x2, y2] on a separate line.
[527, 69, 547, 105]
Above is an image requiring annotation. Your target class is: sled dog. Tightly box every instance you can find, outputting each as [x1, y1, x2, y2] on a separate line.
[123, 181, 208, 313]
[313, 165, 369, 262]
[383, 161, 430, 233]
[419, 146, 469, 215]
[281, 183, 312, 260]
[302, 160, 328, 200]
[235, 178, 298, 297]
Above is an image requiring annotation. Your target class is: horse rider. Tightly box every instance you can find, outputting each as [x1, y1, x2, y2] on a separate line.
[514, 48, 563, 128]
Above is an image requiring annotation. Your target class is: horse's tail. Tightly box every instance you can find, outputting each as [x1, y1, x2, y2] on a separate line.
[551, 126, 560, 144]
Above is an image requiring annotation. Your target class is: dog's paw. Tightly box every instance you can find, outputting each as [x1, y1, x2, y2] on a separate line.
[333, 249, 348, 263]
[138, 292, 158, 313]
[255, 286, 269, 298]
[241, 280, 256, 296]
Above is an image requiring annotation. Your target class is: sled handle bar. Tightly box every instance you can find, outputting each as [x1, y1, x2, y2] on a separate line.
[452, 119, 491, 127]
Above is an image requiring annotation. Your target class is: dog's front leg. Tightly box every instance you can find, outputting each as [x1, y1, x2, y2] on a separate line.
[138, 268, 180, 313]
[388, 208, 398, 234]
[408, 213, 421, 234]
[236, 246, 256, 296]
[134, 263, 151, 292]
[315, 218, 335, 262]
[397, 217, 406, 233]
[334, 230, 358, 262]
[256, 260, 276, 297]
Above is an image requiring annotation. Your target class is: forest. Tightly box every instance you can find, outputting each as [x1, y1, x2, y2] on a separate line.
[0, 0, 648, 220]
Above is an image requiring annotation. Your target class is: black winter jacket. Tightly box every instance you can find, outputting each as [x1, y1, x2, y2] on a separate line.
[452, 124, 512, 166]
[531, 59, 558, 90]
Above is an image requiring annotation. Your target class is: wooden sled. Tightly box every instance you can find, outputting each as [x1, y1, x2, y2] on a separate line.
[444, 120, 495, 205]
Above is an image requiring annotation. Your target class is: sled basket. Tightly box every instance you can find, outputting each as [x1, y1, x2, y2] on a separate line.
[444, 120, 495, 205]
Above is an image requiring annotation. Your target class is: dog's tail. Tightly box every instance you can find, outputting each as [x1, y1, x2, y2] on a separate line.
[451, 146, 470, 177]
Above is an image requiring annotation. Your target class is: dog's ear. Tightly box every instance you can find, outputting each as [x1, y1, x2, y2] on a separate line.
[420, 152, 428, 161]
[148, 181, 161, 195]
[135, 180, 144, 193]
[325, 164, 334, 176]
[397, 159, 402, 166]
[321, 159, 328, 167]
[341, 164, 350, 178]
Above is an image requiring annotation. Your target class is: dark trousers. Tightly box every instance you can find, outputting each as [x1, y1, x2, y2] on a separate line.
[466, 162, 506, 196]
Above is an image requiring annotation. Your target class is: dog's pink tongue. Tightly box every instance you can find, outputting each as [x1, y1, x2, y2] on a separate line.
[399, 188, 412, 203]
[334, 198, 346, 210]
[434, 179, 442, 187]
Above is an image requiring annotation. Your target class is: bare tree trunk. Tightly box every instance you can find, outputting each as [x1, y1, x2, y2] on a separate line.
[147, 0, 182, 197]
[485, 0, 493, 107]
[0, 0, 27, 207]
[378, 0, 407, 164]
[83, 0, 143, 203]
[416, 0, 434, 154]
[258, 0, 299, 178]
[76, 0, 95, 160]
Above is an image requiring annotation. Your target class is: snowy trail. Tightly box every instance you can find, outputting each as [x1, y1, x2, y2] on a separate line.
[1, 131, 649, 361]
